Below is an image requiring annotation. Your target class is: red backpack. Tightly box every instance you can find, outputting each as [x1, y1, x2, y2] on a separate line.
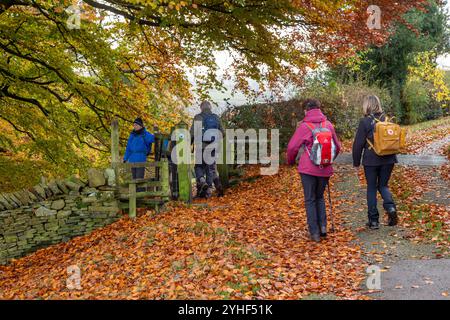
[304, 121, 336, 166]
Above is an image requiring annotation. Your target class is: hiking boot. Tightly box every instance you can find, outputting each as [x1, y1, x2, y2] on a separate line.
[196, 181, 208, 198]
[366, 221, 380, 230]
[387, 208, 398, 226]
[320, 227, 327, 238]
[205, 187, 213, 199]
[310, 234, 321, 242]
[213, 177, 224, 197]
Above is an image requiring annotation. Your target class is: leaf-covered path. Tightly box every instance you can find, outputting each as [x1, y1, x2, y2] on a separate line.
[0, 119, 448, 300]
[334, 164, 449, 300]
[333, 118, 450, 300]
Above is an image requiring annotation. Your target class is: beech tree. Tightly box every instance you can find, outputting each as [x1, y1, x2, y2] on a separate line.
[0, 0, 426, 173]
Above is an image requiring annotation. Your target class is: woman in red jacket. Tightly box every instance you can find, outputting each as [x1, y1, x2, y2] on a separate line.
[287, 99, 341, 242]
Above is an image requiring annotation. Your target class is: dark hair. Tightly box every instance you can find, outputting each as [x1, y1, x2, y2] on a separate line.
[303, 99, 321, 111]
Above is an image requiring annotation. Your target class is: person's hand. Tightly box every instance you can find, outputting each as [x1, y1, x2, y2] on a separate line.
[354, 165, 361, 175]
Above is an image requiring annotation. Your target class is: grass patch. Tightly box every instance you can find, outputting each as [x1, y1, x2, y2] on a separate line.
[406, 116, 450, 133]
[224, 238, 241, 247]
[219, 267, 261, 298]
[229, 248, 249, 261]
[171, 260, 184, 271]
[104, 253, 116, 263]
[249, 248, 268, 260]
[214, 227, 227, 235]
[186, 221, 213, 236]
[146, 228, 156, 246]
[217, 290, 231, 300]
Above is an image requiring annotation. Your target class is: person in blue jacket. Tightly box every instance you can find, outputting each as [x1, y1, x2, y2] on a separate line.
[123, 117, 155, 180]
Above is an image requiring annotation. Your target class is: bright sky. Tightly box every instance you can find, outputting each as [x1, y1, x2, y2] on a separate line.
[437, 54, 450, 70]
[437, 1, 450, 69]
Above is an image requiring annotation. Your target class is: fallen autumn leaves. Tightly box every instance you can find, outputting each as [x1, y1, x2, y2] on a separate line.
[0, 166, 367, 300]
[391, 166, 450, 256]
[1, 118, 448, 300]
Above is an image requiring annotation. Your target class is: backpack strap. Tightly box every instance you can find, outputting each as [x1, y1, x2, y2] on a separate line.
[367, 114, 383, 151]
[368, 114, 376, 123]
[366, 138, 375, 151]
[304, 122, 316, 132]
[303, 122, 316, 158]
[370, 113, 386, 123]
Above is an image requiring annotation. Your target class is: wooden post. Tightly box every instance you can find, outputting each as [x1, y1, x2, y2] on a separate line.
[129, 182, 136, 219]
[160, 158, 170, 201]
[175, 121, 192, 203]
[217, 130, 230, 189]
[111, 119, 120, 188]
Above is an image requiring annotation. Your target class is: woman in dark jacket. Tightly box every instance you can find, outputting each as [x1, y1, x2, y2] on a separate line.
[352, 95, 398, 230]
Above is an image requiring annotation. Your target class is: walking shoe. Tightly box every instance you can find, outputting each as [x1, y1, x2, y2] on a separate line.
[366, 221, 380, 230]
[310, 234, 321, 242]
[213, 177, 224, 197]
[216, 184, 224, 197]
[320, 227, 327, 238]
[196, 181, 209, 198]
[205, 187, 213, 199]
[387, 208, 398, 226]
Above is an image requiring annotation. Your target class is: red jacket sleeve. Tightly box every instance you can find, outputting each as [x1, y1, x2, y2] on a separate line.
[286, 123, 310, 165]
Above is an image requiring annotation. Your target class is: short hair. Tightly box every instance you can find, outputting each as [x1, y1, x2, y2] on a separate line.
[303, 98, 321, 111]
[363, 95, 383, 115]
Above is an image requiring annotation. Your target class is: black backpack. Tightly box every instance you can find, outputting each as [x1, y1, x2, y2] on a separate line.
[202, 113, 220, 142]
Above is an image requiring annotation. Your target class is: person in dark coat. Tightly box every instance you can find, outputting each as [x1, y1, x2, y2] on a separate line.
[123, 117, 155, 181]
[352, 95, 398, 230]
[190, 101, 224, 198]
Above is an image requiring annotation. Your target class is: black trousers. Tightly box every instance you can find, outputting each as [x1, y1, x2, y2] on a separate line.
[364, 164, 396, 222]
[300, 174, 330, 237]
[132, 167, 145, 192]
[132, 167, 145, 180]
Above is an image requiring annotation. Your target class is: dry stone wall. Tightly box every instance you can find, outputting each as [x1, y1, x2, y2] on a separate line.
[0, 168, 121, 265]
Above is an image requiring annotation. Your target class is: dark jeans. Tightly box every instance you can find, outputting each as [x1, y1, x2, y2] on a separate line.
[300, 174, 329, 237]
[132, 167, 145, 180]
[195, 147, 218, 188]
[364, 164, 396, 223]
[132, 167, 145, 192]
[195, 162, 217, 187]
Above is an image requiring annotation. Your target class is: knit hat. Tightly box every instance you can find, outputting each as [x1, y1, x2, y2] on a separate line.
[133, 117, 144, 127]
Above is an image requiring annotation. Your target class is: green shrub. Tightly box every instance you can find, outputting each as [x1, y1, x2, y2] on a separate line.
[299, 79, 393, 138]
[403, 77, 432, 124]
[222, 99, 305, 151]
[222, 80, 394, 150]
